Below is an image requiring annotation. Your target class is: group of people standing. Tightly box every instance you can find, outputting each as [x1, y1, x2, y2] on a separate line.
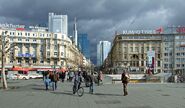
[43, 69, 130, 96]
[43, 71, 59, 91]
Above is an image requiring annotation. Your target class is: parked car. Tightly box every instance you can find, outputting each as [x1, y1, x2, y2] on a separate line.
[28, 73, 43, 79]
[17, 74, 30, 80]
[7, 74, 18, 80]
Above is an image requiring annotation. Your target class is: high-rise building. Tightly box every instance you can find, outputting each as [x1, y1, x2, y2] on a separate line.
[97, 41, 111, 66]
[48, 12, 68, 36]
[78, 33, 90, 59]
[73, 17, 78, 46]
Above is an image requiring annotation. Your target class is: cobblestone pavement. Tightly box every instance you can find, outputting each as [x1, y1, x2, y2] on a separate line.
[0, 79, 185, 108]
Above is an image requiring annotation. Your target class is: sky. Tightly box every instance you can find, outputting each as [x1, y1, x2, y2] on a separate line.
[1, 0, 185, 64]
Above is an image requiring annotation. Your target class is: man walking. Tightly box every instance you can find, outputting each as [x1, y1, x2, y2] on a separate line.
[121, 71, 129, 96]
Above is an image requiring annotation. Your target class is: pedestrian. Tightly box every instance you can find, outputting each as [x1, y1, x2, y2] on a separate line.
[44, 72, 50, 90]
[61, 71, 66, 82]
[97, 71, 103, 86]
[53, 72, 59, 90]
[73, 70, 82, 94]
[49, 72, 59, 91]
[121, 71, 130, 96]
[88, 73, 94, 94]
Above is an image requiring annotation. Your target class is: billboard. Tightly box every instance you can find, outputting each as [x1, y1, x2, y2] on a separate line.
[147, 51, 155, 68]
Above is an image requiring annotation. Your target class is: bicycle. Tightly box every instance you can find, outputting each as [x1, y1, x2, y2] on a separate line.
[73, 85, 84, 97]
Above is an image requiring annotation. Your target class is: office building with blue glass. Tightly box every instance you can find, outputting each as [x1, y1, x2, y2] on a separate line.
[78, 33, 90, 59]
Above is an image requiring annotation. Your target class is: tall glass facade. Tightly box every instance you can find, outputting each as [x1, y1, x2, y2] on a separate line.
[97, 41, 111, 66]
[78, 33, 90, 59]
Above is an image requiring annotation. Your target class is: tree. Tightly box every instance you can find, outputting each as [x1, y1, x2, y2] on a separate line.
[1, 31, 17, 89]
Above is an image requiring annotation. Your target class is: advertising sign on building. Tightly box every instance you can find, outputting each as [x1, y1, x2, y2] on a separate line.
[147, 51, 155, 68]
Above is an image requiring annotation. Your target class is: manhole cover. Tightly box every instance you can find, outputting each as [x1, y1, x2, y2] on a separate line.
[95, 100, 121, 104]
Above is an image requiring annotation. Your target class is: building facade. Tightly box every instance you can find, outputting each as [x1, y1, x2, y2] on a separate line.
[105, 33, 163, 74]
[48, 12, 68, 35]
[105, 27, 185, 76]
[162, 26, 185, 75]
[0, 28, 89, 70]
[97, 41, 111, 66]
[78, 33, 90, 59]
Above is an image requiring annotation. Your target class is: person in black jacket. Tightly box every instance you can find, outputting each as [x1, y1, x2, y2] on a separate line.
[121, 71, 129, 96]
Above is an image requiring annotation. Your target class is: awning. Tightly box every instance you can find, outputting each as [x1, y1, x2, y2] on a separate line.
[36, 68, 67, 72]
[10, 66, 36, 71]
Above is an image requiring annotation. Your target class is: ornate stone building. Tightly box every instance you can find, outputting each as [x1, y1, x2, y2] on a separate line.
[105, 33, 163, 74]
[0, 28, 89, 70]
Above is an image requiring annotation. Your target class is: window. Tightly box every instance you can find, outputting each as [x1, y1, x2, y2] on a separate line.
[130, 47, 133, 52]
[61, 52, 64, 56]
[54, 34, 57, 38]
[141, 54, 144, 59]
[47, 59, 50, 64]
[164, 53, 168, 56]
[10, 60, 13, 63]
[158, 54, 160, 59]
[54, 60, 57, 65]
[25, 59, 29, 64]
[18, 59, 22, 63]
[10, 38, 14, 41]
[164, 64, 168, 68]
[141, 61, 144, 66]
[18, 38, 22, 41]
[158, 61, 161, 67]
[33, 59, 36, 64]
[146, 47, 149, 51]
[54, 45, 58, 50]
[164, 58, 168, 62]
[135, 47, 139, 52]
[47, 45, 50, 49]
[54, 52, 58, 56]
[176, 64, 180, 67]
[26, 38, 29, 41]
[176, 53, 180, 56]
[47, 52, 50, 56]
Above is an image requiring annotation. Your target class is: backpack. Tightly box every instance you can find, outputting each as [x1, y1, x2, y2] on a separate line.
[53, 73, 59, 82]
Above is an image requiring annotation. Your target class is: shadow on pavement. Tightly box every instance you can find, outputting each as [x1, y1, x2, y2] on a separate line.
[94, 93, 123, 97]
[50, 91, 74, 96]
[32, 87, 46, 91]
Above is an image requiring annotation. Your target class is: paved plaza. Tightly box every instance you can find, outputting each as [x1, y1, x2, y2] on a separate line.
[0, 79, 185, 108]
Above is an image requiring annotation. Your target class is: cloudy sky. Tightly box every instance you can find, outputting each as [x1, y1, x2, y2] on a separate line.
[0, 0, 185, 64]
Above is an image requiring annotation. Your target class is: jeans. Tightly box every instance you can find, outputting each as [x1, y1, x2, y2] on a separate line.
[51, 81, 57, 91]
[89, 83, 94, 93]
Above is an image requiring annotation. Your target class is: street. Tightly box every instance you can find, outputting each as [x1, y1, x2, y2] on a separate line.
[0, 79, 185, 108]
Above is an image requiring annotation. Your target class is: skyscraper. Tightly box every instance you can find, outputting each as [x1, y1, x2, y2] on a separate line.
[97, 41, 111, 66]
[73, 17, 78, 46]
[48, 12, 68, 36]
[78, 33, 90, 59]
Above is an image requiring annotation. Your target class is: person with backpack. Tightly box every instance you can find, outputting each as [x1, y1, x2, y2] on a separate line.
[121, 71, 130, 96]
[49, 71, 59, 91]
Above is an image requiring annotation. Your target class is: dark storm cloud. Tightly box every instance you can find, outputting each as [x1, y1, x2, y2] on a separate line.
[0, 0, 185, 64]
